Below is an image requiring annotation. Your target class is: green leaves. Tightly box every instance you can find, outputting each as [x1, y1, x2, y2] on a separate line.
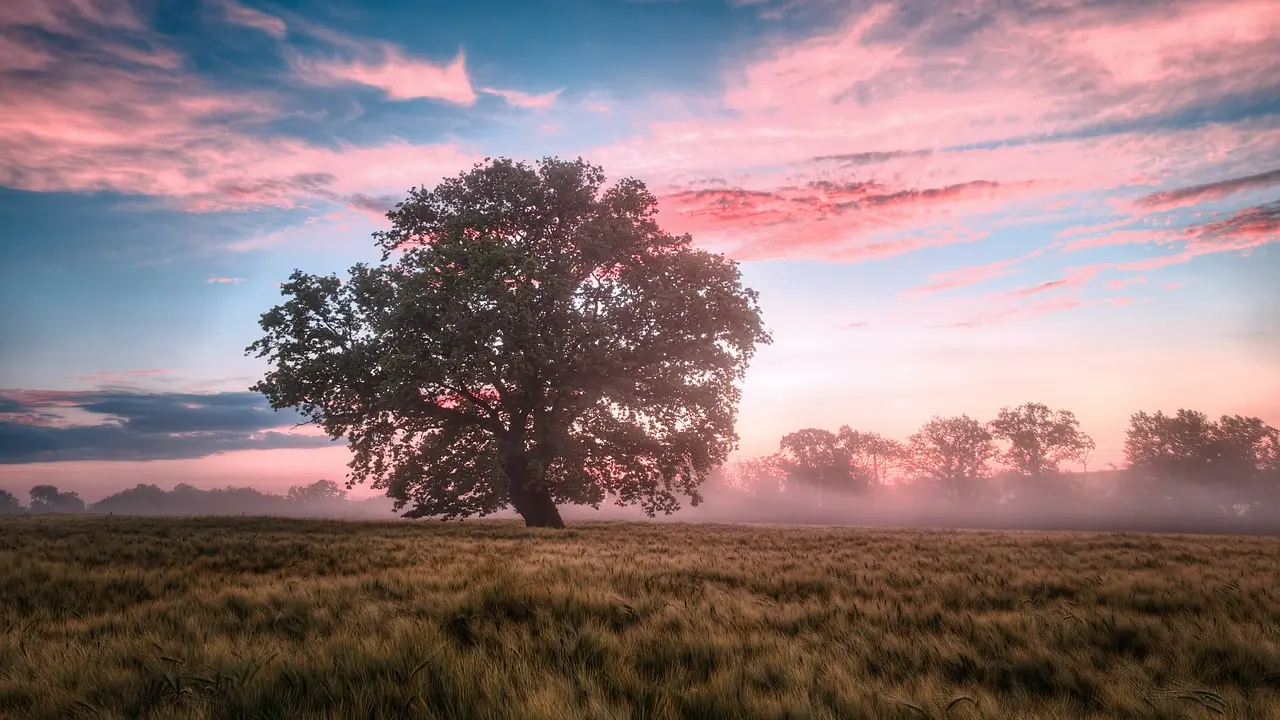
[247, 157, 770, 525]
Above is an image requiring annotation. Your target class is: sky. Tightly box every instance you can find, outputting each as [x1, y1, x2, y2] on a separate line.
[1, 0, 1278, 501]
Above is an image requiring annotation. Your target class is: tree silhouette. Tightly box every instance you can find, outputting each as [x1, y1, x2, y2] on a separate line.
[776, 428, 871, 505]
[837, 427, 906, 486]
[1126, 410, 1280, 505]
[1124, 409, 1221, 488]
[27, 485, 85, 514]
[286, 479, 349, 504]
[990, 402, 1094, 477]
[906, 415, 997, 504]
[248, 157, 770, 527]
[724, 455, 784, 497]
[989, 402, 1094, 505]
[0, 489, 22, 514]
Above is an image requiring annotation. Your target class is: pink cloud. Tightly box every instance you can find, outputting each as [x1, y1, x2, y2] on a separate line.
[1055, 201, 1280, 276]
[0, 5, 478, 214]
[904, 246, 1050, 296]
[1106, 276, 1148, 291]
[75, 369, 174, 382]
[1191, 201, 1280, 248]
[1007, 265, 1107, 298]
[1059, 229, 1170, 252]
[206, 276, 246, 284]
[1, 4, 485, 213]
[655, 178, 1039, 261]
[480, 86, 561, 109]
[597, 0, 1280, 180]
[942, 295, 1135, 329]
[211, 0, 286, 39]
[294, 46, 476, 104]
[586, 0, 1280, 271]
[0, 0, 143, 32]
[1135, 168, 1280, 211]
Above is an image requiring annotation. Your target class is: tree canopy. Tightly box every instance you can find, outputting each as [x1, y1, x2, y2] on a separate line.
[837, 427, 906, 486]
[775, 428, 871, 501]
[1125, 409, 1280, 503]
[905, 415, 997, 504]
[27, 485, 84, 514]
[989, 402, 1095, 477]
[248, 157, 770, 527]
[0, 489, 22, 514]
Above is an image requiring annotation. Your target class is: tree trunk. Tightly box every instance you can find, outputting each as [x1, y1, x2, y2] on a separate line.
[504, 456, 566, 528]
[518, 485, 565, 528]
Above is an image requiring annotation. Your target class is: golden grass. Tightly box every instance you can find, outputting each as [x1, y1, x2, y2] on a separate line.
[2, 516, 1279, 719]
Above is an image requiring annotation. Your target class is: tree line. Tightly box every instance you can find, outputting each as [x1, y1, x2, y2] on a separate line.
[726, 403, 1280, 516]
[0, 480, 393, 517]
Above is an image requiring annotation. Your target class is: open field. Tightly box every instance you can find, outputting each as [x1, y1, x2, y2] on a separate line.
[2, 517, 1279, 719]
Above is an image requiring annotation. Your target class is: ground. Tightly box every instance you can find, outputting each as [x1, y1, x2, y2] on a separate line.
[1, 516, 1278, 719]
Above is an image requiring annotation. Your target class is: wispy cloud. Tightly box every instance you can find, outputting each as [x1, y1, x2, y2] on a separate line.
[75, 369, 174, 383]
[209, 0, 286, 39]
[941, 296, 1136, 329]
[294, 46, 476, 104]
[206, 276, 246, 284]
[0, 2, 477, 212]
[1135, 168, 1280, 211]
[480, 86, 561, 109]
[590, 0, 1280, 273]
[904, 246, 1048, 296]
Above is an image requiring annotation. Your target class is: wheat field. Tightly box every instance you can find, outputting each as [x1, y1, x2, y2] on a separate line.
[1, 516, 1278, 719]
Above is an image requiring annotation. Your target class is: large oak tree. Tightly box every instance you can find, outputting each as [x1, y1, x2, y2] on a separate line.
[247, 157, 770, 527]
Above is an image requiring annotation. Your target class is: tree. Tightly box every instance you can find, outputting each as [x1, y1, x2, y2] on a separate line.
[1127, 410, 1280, 505]
[724, 455, 784, 497]
[989, 402, 1094, 505]
[248, 157, 770, 527]
[0, 489, 23, 515]
[989, 402, 1094, 477]
[287, 479, 349, 504]
[837, 427, 906, 485]
[1215, 415, 1279, 477]
[1124, 409, 1221, 488]
[1216, 415, 1280, 509]
[775, 428, 870, 505]
[905, 415, 997, 504]
[28, 485, 85, 514]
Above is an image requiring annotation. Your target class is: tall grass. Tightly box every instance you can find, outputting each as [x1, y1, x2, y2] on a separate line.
[2, 516, 1278, 719]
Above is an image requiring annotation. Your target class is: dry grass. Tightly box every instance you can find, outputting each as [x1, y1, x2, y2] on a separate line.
[2, 516, 1279, 719]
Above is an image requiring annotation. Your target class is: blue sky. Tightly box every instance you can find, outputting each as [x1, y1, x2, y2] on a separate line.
[0, 0, 1277, 498]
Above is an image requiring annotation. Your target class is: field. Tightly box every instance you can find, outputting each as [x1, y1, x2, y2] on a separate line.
[2, 517, 1279, 719]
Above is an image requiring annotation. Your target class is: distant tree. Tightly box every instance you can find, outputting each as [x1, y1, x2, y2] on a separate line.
[0, 489, 23, 514]
[776, 428, 871, 504]
[1125, 409, 1217, 485]
[1123, 409, 1280, 505]
[724, 455, 785, 497]
[989, 402, 1094, 506]
[837, 427, 907, 485]
[1215, 415, 1279, 478]
[248, 157, 770, 527]
[989, 403, 1094, 477]
[92, 484, 169, 514]
[28, 485, 85, 514]
[287, 479, 349, 504]
[1216, 415, 1280, 510]
[906, 415, 998, 504]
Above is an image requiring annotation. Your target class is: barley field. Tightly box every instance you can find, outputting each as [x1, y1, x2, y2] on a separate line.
[1, 516, 1278, 719]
